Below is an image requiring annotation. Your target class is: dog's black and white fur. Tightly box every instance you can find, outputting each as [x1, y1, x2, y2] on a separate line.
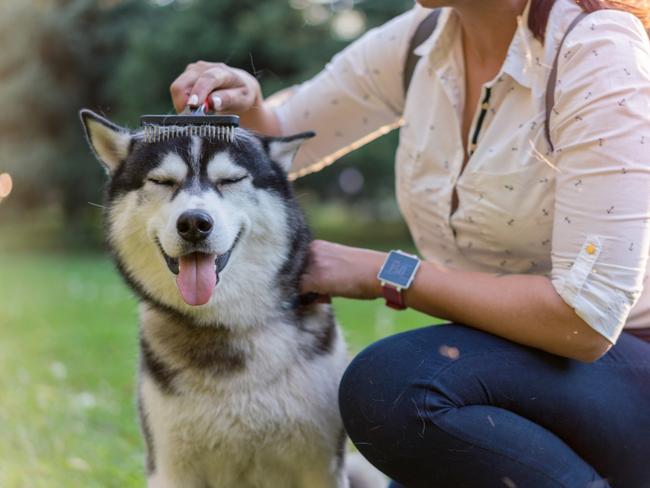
[80, 110, 383, 488]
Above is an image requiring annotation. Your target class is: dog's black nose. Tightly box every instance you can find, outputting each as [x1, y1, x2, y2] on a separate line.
[177, 210, 213, 242]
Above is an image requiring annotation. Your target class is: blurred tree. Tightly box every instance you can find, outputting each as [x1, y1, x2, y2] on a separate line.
[0, 0, 412, 245]
[0, 0, 147, 245]
[110, 0, 412, 205]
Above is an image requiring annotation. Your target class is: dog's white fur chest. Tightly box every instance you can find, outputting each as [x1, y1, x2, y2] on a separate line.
[141, 311, 349, 488]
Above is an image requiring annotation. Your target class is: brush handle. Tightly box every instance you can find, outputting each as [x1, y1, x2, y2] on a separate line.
[141, 97, 240, 128]
[192, 99, 211, 115]
[185, 96, 211, 115]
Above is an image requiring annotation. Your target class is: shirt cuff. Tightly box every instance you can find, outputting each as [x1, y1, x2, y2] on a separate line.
[551, 235, 639, 343]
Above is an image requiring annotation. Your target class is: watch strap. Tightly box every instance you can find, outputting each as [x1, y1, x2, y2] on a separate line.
[382, 283, 406, 310]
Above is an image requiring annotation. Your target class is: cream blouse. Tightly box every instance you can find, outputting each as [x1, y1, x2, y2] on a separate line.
[274, 0, 650, 343]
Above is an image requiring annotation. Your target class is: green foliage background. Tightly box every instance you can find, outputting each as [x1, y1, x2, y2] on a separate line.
[0, 0, 413, 250]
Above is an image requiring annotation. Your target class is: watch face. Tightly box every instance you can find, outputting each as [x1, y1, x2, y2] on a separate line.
[378, 251, 420, 288]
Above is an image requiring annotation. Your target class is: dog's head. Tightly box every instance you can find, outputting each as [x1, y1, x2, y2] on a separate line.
[80, 109, 313, 326]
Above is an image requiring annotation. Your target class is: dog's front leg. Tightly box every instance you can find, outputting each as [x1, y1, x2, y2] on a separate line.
[147, 461, 206, 488]
[145, 429, 206, 488]
[297, 463, 349, 488]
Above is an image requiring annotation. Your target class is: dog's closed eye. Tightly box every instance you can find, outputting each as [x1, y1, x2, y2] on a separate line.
[217, 175, 248, 187]
[147, 177, 177, 187]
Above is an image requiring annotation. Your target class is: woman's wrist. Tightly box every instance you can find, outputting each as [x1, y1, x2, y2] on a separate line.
[361, 249, 386, 300]
[240, 100, 282, 136]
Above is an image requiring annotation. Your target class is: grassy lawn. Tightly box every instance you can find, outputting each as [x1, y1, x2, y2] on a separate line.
[0, 252, 435, 487]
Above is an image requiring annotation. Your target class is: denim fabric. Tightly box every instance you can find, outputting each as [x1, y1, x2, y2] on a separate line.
[339, 324, 650, 488]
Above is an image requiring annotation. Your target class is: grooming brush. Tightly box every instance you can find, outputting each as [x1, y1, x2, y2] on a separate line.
[140, 98, 240, 143]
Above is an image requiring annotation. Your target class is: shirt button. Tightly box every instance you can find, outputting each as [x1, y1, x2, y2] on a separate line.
[586, 243, 597, 255]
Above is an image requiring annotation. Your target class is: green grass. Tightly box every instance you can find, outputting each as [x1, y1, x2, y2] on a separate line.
[0, 253, 434, 487]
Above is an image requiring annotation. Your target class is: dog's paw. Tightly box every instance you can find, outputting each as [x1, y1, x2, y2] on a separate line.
[346, 452, 388, 488]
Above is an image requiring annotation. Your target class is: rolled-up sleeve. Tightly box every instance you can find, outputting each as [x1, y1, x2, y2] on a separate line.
[549, 10, 650, 343]
[273, 7, 426, 178]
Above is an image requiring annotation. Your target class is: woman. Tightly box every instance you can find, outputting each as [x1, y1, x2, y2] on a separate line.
[170, 0, 650, 485]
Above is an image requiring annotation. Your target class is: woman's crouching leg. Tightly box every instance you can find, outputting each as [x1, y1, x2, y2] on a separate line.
[338, 324, 610, 488]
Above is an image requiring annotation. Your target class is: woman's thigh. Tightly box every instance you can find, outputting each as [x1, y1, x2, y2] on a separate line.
[339, 323, 650, 488]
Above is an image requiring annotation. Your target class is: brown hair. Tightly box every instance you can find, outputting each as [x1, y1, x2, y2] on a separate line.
[529, 0, 650, 41]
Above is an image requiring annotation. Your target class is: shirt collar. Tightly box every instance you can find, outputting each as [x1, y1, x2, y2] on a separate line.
[413, 2, 545, 94]
[504, 0, 545, 92]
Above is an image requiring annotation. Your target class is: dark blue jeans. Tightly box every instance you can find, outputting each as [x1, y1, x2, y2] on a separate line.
[339, 324, 650, 488]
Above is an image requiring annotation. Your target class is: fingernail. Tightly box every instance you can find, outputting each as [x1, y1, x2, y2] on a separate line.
[212, 95, 222, 110]
[187, 94, 199, 106]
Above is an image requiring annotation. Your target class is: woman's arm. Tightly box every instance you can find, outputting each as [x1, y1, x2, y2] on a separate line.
[271, 8, 418, 177]
[407, 261, 612, 362]
[302, 10, 650, 364]
[300, 241, 610, 363]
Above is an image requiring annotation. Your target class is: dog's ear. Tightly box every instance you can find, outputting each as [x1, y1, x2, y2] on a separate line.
[80, 109, 132, 175]
[263, 132, 315, 173]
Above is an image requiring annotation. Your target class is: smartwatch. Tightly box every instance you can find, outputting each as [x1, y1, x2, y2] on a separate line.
[377, 250, 421, 310]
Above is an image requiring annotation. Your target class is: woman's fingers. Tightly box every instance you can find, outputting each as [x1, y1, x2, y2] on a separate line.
[170, 69, 201, 113]
[209, 86, 256, 112]
[299, 269, 320, 296]
[170, 62, 261, 115]
[188, 67, 241, 108]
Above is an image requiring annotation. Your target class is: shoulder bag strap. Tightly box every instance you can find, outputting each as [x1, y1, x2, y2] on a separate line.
[403, 9, 442, 95]
[544, 11, 589, 151]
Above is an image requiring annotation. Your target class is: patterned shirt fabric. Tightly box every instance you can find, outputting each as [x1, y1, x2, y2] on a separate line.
[274, 0, 650, 343]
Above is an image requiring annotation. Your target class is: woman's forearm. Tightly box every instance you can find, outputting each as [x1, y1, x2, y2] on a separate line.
[301, 241, 611, 363]
[403, 261, 612, 362]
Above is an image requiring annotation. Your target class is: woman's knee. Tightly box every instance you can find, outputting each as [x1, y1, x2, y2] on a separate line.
[338, 324, 482, 421]
[338, 324, 510, 452]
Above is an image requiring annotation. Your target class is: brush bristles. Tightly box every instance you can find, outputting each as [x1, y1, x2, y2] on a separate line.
[142, 124, 236, 143]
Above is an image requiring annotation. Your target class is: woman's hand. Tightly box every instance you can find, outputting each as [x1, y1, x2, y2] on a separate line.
[300, 240, 386, 300]
[170, 61, 282, 135]
[170, 61, 262, 114]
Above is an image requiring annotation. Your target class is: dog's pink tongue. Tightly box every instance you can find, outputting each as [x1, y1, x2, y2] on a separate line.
[176, 253, 217, 306]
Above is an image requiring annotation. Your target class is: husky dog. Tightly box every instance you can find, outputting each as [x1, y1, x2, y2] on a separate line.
[80, 110, 383, 488]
